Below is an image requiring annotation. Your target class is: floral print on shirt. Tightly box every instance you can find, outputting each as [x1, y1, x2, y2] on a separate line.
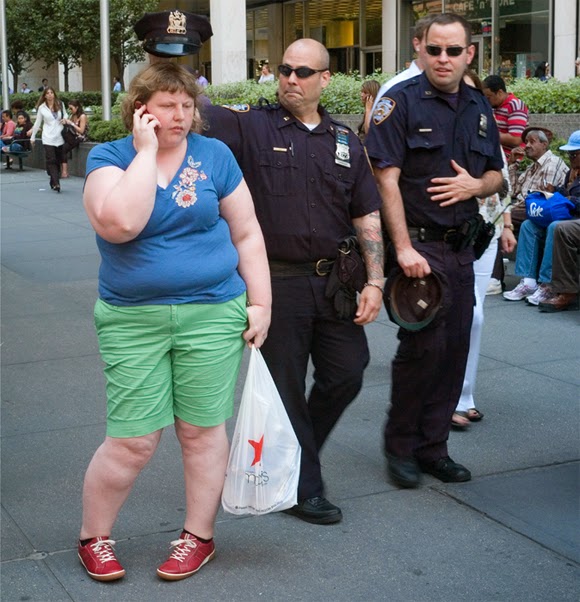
[172, 155, 208, 208]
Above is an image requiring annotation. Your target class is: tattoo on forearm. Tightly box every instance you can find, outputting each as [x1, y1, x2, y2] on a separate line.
[355, 213, 384, 280]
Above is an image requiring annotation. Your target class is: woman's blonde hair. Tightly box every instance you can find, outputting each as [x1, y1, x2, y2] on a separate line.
[121, 62, 203, 132]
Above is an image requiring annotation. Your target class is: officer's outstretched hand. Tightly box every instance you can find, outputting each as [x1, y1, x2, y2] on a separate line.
[427, 160, 479, 206]
[397, 246, 431, 279]
[354, 285, 383, 325]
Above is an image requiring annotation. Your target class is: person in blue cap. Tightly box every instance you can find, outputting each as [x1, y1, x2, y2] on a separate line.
[539, 130, 580, 312]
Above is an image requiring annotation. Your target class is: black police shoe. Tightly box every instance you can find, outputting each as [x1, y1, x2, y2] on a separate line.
[386, 454, 421, 488]
[283, 496, 342, 525]
[418, 456, 471, 483]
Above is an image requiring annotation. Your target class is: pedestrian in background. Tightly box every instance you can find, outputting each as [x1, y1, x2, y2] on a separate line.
[258, 64, 275, 83]
[370, 15, 432, 115]
[358, 79, 380, 141]
[29, 87, 67, 192]
[1, 109, 16, 142]
[61, 100, 89, 178]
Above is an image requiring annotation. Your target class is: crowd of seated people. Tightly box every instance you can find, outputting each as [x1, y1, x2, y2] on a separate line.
[1, 110, 33, 167]
[503, 130, 580, 312]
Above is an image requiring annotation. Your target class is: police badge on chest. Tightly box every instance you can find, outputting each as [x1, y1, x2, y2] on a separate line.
[478, 113, 488, 138]
[335, 126, 351, 168]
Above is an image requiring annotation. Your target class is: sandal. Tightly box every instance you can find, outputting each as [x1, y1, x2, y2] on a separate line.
[451, 412, 470, 430]
[466, 408, 484, 422]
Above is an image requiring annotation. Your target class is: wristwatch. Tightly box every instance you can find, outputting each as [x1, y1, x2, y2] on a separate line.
[504, 224, 514, 231]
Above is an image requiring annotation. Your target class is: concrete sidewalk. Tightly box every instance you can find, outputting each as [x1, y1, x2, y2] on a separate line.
[1, 168, 579, 601]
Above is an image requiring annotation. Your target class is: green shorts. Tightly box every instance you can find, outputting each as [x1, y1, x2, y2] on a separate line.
[94, 295, 247, 438]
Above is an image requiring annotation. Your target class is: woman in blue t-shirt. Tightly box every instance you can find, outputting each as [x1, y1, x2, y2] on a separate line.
[77, 62, 271, 584]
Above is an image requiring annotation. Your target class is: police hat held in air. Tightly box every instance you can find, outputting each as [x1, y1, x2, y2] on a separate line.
[134, 9, 212, 57]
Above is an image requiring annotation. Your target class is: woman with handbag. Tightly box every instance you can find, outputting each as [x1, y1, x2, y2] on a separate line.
[29, 87, 67, 192]
[61, 100, 88, 178]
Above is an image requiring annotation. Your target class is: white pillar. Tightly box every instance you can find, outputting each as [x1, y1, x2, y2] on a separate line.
[210, 0, 246, 84]
[62, 65, 83, 92]
[381, 0, 397, 74]
[553, 0, 577, 82]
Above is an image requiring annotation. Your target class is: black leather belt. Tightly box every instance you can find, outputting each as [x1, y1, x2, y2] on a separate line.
[408, 226, 460, 244]
[268, 259, 334, 277]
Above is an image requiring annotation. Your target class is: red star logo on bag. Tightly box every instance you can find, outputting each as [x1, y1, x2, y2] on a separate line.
[248, 435, 264, 466]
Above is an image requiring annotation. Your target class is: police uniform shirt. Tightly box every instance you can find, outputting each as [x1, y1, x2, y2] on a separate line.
[365, 73, 503, 229]
[205, 104, 382, 262]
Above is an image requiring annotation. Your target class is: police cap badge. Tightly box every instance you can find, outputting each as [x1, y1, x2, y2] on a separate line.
[134, 10, 212, 57]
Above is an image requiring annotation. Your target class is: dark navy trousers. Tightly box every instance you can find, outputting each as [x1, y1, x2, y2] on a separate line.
[384, 241, 475, 463]
[260, 275, 370, 501]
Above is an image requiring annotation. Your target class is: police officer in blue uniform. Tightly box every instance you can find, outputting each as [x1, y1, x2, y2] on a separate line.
[206, 38, 384, 524]
[365, 13, 504, 487]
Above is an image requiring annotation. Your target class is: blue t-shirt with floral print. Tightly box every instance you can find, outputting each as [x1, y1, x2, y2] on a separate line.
[86, 133, 246, 306]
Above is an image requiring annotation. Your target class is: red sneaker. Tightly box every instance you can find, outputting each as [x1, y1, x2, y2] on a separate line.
[156, 532, 215, 581]
[78, 537, 126, 581]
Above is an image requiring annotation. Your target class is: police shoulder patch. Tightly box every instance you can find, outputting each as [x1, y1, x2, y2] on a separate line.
[222, 103, 250, 113]
[372, 97, 396, 125]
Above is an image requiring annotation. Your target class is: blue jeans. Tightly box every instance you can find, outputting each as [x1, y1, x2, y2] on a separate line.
[515, 219, 563, 283]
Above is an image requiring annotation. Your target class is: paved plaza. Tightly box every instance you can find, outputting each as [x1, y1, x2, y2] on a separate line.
[1, 168, 579, 601]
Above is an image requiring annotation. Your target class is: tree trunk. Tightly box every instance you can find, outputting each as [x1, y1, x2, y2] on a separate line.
[63, 64, 70, 92]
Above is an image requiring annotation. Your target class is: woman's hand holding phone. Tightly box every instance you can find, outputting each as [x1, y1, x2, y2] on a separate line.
[133, 101, 160, 153]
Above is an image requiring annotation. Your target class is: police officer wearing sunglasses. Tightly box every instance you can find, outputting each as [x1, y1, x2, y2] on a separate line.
[205, 38, 384, 525]
[365, 13, 504, 488]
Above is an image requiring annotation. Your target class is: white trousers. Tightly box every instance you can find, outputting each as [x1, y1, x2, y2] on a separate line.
[456, 238, 498, 413]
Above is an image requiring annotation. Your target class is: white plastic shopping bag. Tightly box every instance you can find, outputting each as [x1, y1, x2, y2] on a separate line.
[222, 347, 301, 515]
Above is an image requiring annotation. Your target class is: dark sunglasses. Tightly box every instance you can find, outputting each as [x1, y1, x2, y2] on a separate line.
[568, 150, 579, 159]
[426, 45, 468, 57]
[278, 64, 328, 78]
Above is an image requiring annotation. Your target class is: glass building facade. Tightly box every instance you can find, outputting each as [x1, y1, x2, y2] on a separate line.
[243, 0, 556, 79]
[159, 0, 578, 83]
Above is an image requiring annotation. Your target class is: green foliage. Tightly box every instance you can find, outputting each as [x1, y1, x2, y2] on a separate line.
[108, 0, 158, 84]
[508, 78, 580, 114]
[29, 0, 101, 91]
[86, 94, 129, 142]
[205, 80, 278, 106]
[206, 71, 391, 114]
[88, 117, 127, 143]
[321, 72, 365, 114]
[5, 0, 36, 90]
[207, 72, 579, 116]
[549, 137, 572, 165]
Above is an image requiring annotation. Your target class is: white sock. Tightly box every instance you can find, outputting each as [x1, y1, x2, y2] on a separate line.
[523, 278, 537, 288]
